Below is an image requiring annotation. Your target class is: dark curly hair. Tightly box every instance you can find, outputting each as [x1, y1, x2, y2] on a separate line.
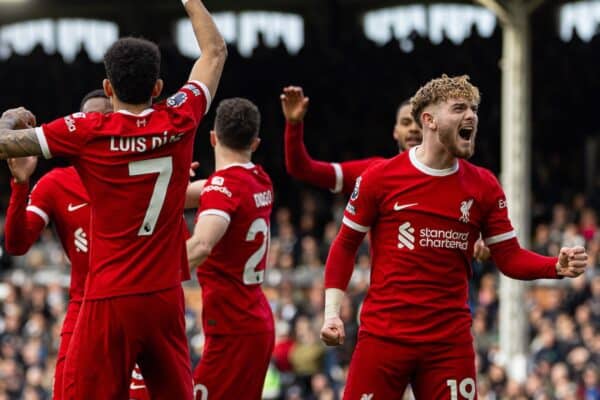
[103, 37, 160, 104]
[214, 98, 261, 150]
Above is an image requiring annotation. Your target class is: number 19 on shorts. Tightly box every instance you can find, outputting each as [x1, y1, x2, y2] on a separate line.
[446, 378, 475, 400]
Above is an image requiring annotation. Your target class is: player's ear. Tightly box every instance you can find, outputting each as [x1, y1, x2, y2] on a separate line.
[422, 111, 436, 130]
[152, 79, 164, 99]
[210, 130, 217, 148]
[250, 137, 261, 152]
[102, 79, 113, 98]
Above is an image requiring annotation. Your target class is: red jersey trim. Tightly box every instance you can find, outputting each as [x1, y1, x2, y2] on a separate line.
[199, 209, 231, 223]
[35, 127, 52, 159]
[484, 230, 516, 245]
[330, 162, 343, 193]
[26, 205, 49, 225]
[409, 146, 459, 176]
[342, 216, 369, 233]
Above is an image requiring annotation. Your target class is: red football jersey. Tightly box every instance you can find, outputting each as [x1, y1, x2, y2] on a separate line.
[341, 147, 515, 343]
[7, 167, 89, 303]
[35, 81, 209, 299]
[195, 163, 275, 335]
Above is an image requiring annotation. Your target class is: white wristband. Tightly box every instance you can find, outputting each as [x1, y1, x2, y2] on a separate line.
[324, 288, 344, 320]
[181, 0, 189, 5]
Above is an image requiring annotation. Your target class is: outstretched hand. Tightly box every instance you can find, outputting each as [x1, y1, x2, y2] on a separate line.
[280, 86, 309, 124]
[7, 156, 38, 183]
[1, 107, 36, 129]
[555, 246, 588, 277]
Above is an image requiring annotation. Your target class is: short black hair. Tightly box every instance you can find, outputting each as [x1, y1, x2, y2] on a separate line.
[103, 37, 160, 104]
[80, 89, 108, 111]
[214, 98, 261, 150]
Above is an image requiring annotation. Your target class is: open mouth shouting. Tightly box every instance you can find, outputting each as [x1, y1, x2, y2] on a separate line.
[458, 126, 474, 141]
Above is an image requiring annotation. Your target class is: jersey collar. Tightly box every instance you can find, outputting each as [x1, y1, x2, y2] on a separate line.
[220, 162, 255, 171]
[409, 146, 459, 177]
[116, 108, 155, 117]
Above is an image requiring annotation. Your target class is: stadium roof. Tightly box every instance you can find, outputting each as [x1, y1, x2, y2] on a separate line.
[0, 0, 574, 24]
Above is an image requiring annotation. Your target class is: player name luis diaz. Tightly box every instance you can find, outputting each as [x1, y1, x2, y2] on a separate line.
[109, 131, 184, 153]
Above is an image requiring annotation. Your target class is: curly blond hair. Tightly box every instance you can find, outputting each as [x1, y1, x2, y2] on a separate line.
[410, 75, 481, 128]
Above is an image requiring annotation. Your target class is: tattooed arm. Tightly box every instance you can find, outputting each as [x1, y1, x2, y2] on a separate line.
[0, 128, 42, 159]
[0, 107, 42, 159]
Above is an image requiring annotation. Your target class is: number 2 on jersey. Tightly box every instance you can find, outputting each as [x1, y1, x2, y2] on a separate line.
[243, 218, 269, 285]
[128, 157, 173, 236]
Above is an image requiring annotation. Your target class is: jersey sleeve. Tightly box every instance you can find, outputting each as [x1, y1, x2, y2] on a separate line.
[35, 113, 91, 159]
[338, 157, 385, 195]
[165, 81, 211, 131]
[341, 167, 380, 233]
[197, 174, 241, 223]
[4, 177, 53, 255]
[480, 169, 516, 246]
[284, 121, 339, 191]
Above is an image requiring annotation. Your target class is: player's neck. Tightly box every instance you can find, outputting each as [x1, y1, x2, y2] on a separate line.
[215, 147, 252, 171]
[416, 141, 457, 170]
[112, 98, 152, 115]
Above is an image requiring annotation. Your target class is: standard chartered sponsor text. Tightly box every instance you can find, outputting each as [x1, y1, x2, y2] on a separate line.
[419, 227, 469, 250]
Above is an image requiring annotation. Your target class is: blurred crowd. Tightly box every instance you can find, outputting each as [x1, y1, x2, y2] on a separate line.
[1, 186, 600, 399]
[1, 6, 600, 399]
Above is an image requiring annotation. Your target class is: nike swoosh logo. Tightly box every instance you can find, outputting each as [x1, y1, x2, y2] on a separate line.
[129, 384, 146, 390]
[67, 203, 88, 212]
[393, 202, 418, 211]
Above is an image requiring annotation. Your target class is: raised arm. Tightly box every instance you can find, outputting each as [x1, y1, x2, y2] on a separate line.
[0, 108, 41, 159]
[281, 86, 341, 191]
[4, 157, 46, 255]
[184, 0, 228, 100]
[281, 86, 381, 193]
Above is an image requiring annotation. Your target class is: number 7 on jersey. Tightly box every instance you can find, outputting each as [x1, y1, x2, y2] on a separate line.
[129, 157, 173, 236]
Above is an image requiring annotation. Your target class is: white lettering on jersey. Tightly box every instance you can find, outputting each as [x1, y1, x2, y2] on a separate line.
[419, 227, 469, 250]
[361, 394, 374, 400]
[253, 190, 273, 208]
[211, 176, 224, 186]
[498, 199, 507, 209]
[202, 185, 232, 198]
[64, 115, 77, 132]
[110, 137, 147, 152]
[109, 132, 185, 153]
[397, 222, 470, 251]
[74, 227, 88, 253]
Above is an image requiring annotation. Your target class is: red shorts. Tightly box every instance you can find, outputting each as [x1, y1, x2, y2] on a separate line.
[52, 301, 81, 400]
[343, 331, 477, 400]
[193, 331, 274, 400]
[62, 286, 192, 400]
